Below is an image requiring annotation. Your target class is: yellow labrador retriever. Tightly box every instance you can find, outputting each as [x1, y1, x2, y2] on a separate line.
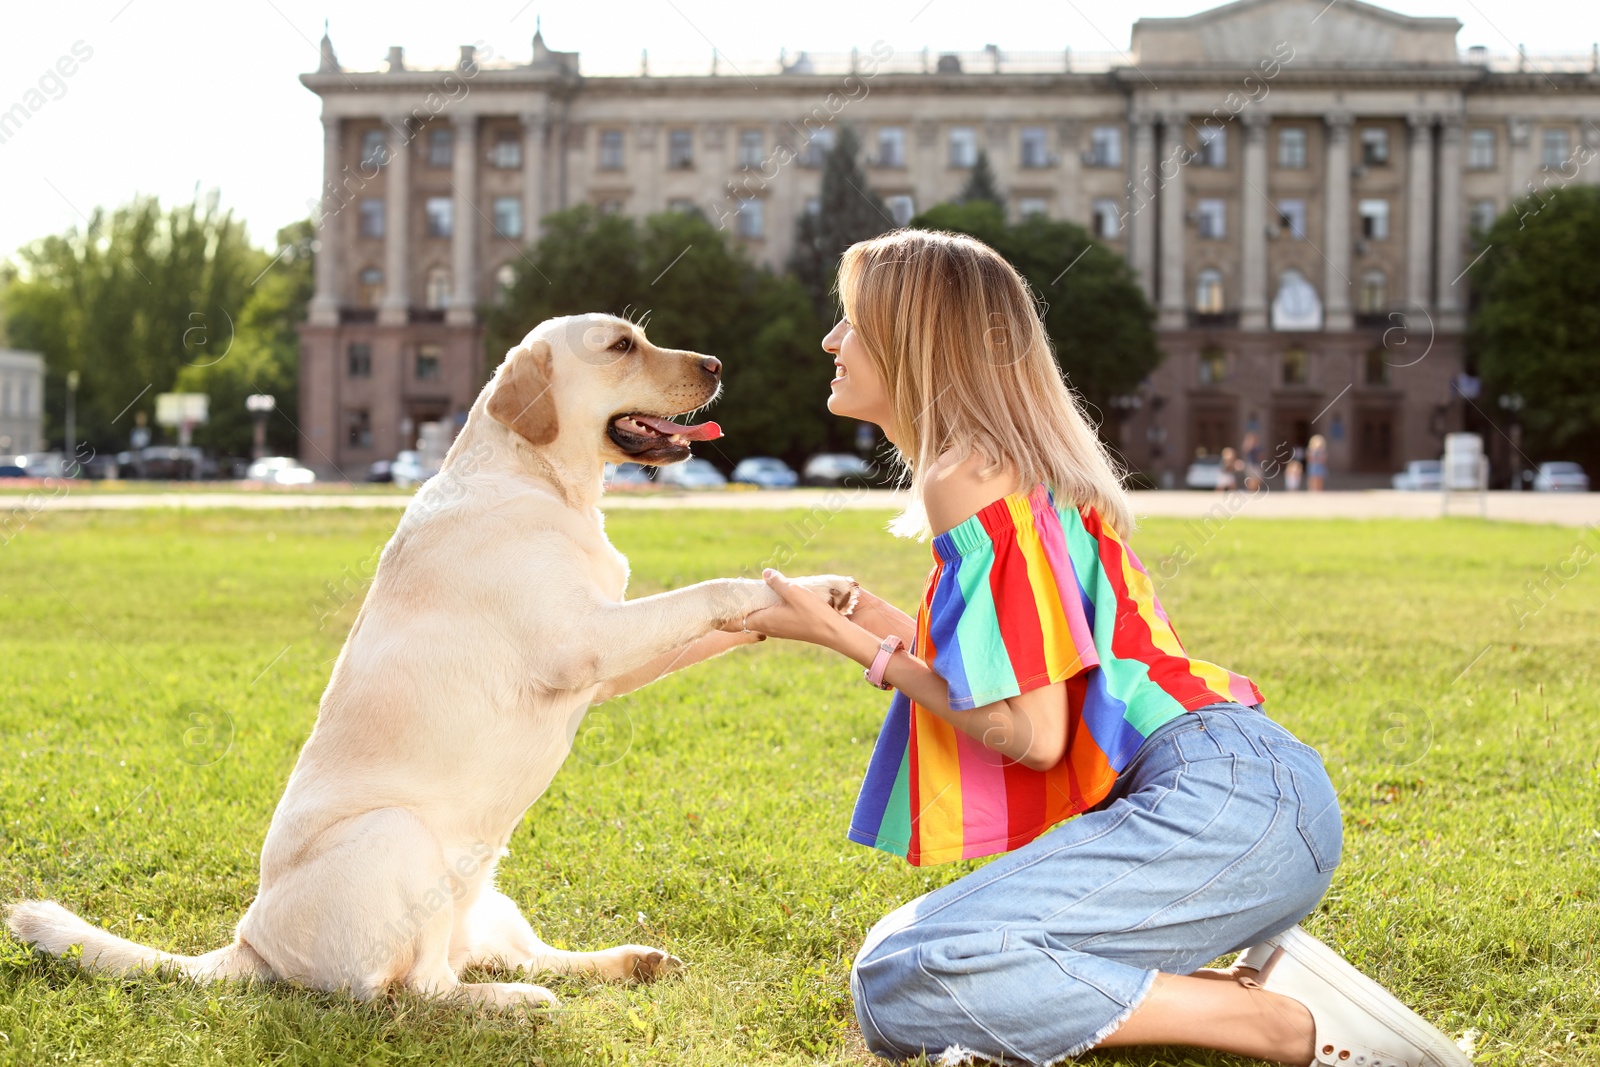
[9, 313, 857, 1008]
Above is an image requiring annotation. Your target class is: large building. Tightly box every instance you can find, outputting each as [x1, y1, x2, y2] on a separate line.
[0, 350, 44, 458]
[297, 0, 1600, 484]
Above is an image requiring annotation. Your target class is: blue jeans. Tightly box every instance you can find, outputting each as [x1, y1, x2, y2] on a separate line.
[851, 702, 1343, 1064]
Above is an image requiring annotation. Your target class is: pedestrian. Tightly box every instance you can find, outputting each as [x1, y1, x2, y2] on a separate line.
[1217, 446, 1238, 492]
[1285, 456, 1304, 491]
[1241, 431, 1264, 491]
[1307, 434, 1328, 492]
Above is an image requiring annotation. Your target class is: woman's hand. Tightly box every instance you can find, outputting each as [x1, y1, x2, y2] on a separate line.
[743, 569, 856, 648]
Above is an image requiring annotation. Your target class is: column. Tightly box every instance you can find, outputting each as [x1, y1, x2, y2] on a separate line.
[448, 113, 479, 325]
[1323, 112, 1353, 331]
[1157, 111, 1188, 330]
[521, 111, 547, 245]
[309, 114, 342, 325]
[1239, 111, 1270, 331]
[1404, 112, 1435, 318]
[377, 114, 410, 325]
[1506, 116, 1533, 210]
[1056, 119, 1082, 225]
[1434, 113, 1465, 332]
[1583, 121, 1600, 184]
[1128, 111, 1157, 302]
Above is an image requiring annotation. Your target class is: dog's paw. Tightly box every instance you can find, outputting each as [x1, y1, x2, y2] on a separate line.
[620, 945, 684, 983]
[790, 574, 859, 615]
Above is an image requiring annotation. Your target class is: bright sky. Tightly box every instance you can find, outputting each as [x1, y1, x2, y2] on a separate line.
[0, 0, 1592, 260]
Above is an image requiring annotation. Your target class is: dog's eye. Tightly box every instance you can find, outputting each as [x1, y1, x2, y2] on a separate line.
[611, 336, 633, 353]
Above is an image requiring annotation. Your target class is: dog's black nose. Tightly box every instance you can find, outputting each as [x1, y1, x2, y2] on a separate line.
[701, 356, 722, 377]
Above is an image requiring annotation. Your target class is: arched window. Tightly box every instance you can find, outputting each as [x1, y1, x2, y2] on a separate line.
[494, 263, 517, 305]
[1357, 269, 1387, 314]
[358, 266, 384, 308]
[425, 266, 452, 310]
[1195, 268, 1225, 313]
[1272, 269, 1322, 330]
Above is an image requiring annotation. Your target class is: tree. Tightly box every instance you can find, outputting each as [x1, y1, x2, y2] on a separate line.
[959, 150, 1004, 207]
[914, 200, 1160, 436]
[1469, 185, 1600, 473]
[789, 124, 892, 318]
[487, 206, 843, 468]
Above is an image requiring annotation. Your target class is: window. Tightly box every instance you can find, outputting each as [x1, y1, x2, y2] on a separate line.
[1358, 199, 1389, 240]
[735, 198, 764, 238]
[598, 129, 624, 170]
[1195, 268, 1225, 313]
[876, 127, 905, 168]
[1542, 128, 1570, 169]
[1198, 345, 1227, 385]
[1360, 127, 1389, 166]
[425, 266, 451, 309]
[667, 128, 694, 169]
[415, 345, 442, 382]
[1092, 198, 1122, 238]
[1469, 198, 1497, 233]
[425, 196, 453, 238]
[597, 198, 624, 215]
[357, 267, 383, 308]
[492, 197, 522, 239]
[1196, 125, 1227, 167]
[1357, 269, 1387, 313]
[1278, 127, 1307, 168]
[1277, 199, 1307, 239]
[1017, 196, 1047, 219]
[346, 409, 372, 449]
[800, 126, 834, 167]
[359, 197, 385, 238]
[346, 343, 373, 378]
[1363, 348, 1390, 387]
[494, 263, 516, 302]
[1281, 347, 1310, 387]
[490, 135, 522, 169]
[667, 198, 698, 214]
[1467, 128, 1495, 170]
[1197, 198, 1226, 239]
[360, 129, 388, 169]
[1089, 125, 1121, 167]
[1020, 126, 1049, 168]
[948, 126, 977, 167]
[738, 129, 764, 167]
[428, 128, 453, 167]
[885, 195, 915, 227]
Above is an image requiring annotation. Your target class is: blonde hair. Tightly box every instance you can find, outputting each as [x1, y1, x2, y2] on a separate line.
[836, 229, 1134, 536]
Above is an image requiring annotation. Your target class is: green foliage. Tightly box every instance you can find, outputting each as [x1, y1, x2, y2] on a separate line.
[1468, 185, 1600, 471]
[957, 150, 1003, 207]
[486, 207, 846, 466]
[914, 201, 1160, 426]
[0, 194, 304, 458]
[789, 125, 892, 319]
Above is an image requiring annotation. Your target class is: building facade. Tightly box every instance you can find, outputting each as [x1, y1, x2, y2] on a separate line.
[0, 350, 44, 457]
[297, 0, 1600, 484]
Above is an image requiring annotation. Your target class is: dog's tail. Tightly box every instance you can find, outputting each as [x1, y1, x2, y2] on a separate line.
[6, 900, 272, 983]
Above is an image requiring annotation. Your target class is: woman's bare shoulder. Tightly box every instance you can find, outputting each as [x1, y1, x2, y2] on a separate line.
[924, 450, 1022, 536]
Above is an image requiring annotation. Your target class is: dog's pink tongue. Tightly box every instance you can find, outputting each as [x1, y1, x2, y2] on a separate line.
[632, 414, 722, 441]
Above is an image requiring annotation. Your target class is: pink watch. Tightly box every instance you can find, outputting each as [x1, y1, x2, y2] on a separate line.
[864, 635, 904, 690]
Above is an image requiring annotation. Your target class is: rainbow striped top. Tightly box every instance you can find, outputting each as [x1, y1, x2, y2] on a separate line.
[848, 484, 1263, 866]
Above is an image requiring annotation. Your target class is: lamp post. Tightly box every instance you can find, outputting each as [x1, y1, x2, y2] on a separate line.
[246, 394, 276, 461]
[64, 370, 80, 473]
[1497, 392, 1525, 490]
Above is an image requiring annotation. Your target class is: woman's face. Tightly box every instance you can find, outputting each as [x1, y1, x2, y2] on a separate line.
[822, 317, 894, 432]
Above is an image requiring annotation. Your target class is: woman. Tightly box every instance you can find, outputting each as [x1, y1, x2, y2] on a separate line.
[1307, 434, 1329, 492]
[743, 231, 1468, 1067]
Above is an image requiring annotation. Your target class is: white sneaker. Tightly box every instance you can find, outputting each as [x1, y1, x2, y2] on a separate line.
[1234, 925, 1475, 1067]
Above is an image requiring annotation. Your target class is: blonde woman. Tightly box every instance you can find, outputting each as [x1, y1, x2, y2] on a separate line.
[743, 231, 1468, 1067]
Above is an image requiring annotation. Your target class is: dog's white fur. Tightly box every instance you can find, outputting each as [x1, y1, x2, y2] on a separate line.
[8, 314, 855, 1009]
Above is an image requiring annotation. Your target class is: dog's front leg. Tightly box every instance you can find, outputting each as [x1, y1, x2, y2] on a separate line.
[594, 629, 764, 702]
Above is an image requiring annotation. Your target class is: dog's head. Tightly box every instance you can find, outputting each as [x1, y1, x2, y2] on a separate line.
[486, 314, 722, 465]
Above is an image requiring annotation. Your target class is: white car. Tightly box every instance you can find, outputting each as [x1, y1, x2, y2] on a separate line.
[731, 456, 799, 489]
[246, 456, 316, 486]
[654, 458, 727, 489]
[802, 453, 872, 486]
[1391, 460, 1443, 491]
[1184, 455, 1223, 490]
[390, 450, 438, 488]
[603, 462, 654, 488]
[1532, 461, 1589, 492]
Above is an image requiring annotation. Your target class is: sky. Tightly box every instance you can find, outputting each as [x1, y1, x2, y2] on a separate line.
[0, 0, 1594, 260]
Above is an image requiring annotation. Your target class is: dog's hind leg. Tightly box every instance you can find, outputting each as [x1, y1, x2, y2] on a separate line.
[452, 888, 682, 983]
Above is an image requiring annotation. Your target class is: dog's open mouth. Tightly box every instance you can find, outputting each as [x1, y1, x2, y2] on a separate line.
[607, 413, 723, 463]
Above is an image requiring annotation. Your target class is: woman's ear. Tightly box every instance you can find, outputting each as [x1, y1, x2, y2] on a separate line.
[487, 338, 558, 446]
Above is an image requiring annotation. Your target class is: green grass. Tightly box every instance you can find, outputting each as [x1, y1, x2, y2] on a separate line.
[0, 508, 1595, 1066]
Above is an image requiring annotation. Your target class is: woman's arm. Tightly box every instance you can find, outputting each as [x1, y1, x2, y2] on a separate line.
[847, 589, 916, 646]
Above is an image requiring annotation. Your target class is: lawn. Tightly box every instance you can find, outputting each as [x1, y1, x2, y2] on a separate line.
[0, 507, 1595, 1067]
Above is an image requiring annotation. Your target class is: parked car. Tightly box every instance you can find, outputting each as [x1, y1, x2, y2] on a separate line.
[803, 453, 872, 487]
[1391, 459, 1443, 491]
[1184, 455, 1223, 490]
[0, 464, 25, 478]
[732, 456, 799, 489]
[246, 456, 316, 486]
[603, 462, 654, 488]
[16, 452, 70, 478]
[133, 446, 217, 480]
[390, 450, 438, 488]
[366, 459, 393, 483]
[1532, 461, 1589, 492]
[655, 458, 727, 489]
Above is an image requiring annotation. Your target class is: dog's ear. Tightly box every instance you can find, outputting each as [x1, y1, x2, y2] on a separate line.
[487, 338, 558, 446]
